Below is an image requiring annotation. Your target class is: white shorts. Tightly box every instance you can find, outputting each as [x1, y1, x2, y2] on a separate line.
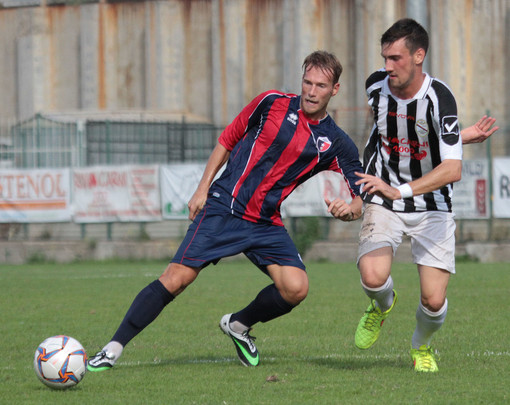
[357, 203, 456, 273]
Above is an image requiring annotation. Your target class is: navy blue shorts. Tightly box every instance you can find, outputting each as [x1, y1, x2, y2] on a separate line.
[171, 200, 305, 273]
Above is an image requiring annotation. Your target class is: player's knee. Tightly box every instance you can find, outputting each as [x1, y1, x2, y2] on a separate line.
[159, 263, 200, 296]
[360, 270, 387, 289]
[290, 285, 308, 305]
[278, 282, 308, 306]
[421, 296, 446, 312]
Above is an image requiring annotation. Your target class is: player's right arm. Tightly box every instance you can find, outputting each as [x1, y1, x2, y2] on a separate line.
[188, 142, 230, 221]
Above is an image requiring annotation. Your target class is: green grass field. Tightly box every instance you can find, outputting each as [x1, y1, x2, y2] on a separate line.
[1, 259, 509, 404]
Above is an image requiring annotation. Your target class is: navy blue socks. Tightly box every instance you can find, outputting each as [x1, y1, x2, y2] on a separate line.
[111, 279, 174, 346]
[230, 284, 295, 327]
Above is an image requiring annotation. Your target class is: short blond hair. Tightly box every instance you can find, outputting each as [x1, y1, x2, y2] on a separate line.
[302, 51, 343, 85]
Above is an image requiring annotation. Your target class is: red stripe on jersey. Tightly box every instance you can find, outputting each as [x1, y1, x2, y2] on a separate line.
[243, 118, 318, 224]
[269, 157, 318, 224]
[231, 97, 292, 204]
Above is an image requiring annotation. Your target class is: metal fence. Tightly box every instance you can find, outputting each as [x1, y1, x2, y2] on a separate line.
[0, 114, 221, 169]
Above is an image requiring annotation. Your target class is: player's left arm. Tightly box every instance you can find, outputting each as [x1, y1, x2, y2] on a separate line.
[325, 135, 364, 220]
[461, 115, 499, 144]
[325, 195, 362, 221]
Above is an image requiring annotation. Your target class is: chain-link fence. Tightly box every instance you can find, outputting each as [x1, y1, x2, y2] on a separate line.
[0, 114, 222, 169]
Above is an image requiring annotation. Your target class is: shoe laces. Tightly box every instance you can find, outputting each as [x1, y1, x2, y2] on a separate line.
[415, 347, 437, 368]
[93, 350, 113, 362]
[363, 304, 383, 331]
[242, 329, 257, 349]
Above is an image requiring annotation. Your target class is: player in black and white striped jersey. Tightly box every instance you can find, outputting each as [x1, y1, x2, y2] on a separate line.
[350, 18, 498, 372]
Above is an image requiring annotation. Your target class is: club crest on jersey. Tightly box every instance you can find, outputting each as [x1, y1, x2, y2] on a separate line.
[441, 116, 460, 145]
[317, 136, 332, 152]
[415, 119, 429, 137]
[287, 113, 298, 125]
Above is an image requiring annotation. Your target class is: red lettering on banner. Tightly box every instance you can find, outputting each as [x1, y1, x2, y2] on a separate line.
[74, 171, 128, 189]
[476, 179, 486, 216]
[0, 172, 66, 199]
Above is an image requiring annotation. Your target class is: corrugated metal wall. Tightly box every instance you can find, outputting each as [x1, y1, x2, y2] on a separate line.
[0, 0, 508, 155]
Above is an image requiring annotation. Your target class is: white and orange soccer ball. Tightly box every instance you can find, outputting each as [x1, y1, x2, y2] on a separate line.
[34, 335, 87, 390]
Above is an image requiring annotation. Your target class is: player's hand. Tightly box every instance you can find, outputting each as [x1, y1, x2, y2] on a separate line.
[461, 115, 499, 144]
[355, 172, 400, 200]
[187, 189, 207, 221]
[324, 198, 354, 221]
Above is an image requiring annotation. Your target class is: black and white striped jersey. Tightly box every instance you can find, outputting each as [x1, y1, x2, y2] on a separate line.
[362, 70, 462, 213]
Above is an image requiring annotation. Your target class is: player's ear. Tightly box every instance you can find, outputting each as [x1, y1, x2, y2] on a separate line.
[414, 48, 426, 65]
[332, 82, 340, 96]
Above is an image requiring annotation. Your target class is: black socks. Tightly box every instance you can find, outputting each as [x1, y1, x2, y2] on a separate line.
[230, 284, 295, 327]
[111, 279, 174, 346]
[110, 280, 294, 346]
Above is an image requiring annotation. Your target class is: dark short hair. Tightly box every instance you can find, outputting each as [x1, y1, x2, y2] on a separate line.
[302, 51, 343, 84]
[381, 18, 429, 55]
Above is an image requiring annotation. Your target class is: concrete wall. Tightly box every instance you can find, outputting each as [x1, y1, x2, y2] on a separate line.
[1, 239, 509, 264]
[0, 0, 508, 155]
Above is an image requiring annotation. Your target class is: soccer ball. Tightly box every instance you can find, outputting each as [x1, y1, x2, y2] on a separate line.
[34, 335, 88, 390]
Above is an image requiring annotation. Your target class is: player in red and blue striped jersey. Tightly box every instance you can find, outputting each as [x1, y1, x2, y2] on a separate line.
[87, 50, 363, 371]
[210, 89, 361, 226]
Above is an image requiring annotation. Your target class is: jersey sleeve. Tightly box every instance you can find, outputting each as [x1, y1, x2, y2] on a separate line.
[431, 80, 463, 160]
[366, 69, 388, 96]
[218, 91, 281, 151]
[328, 136, 363, 198]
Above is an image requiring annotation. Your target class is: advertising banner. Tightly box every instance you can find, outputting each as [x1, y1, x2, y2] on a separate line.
[493, 157, 510, 218]
[0, 168, 71, 222]
[453, 159, 489, 219]
[160, 164, 206, 219]
[73, 165, 161, 223]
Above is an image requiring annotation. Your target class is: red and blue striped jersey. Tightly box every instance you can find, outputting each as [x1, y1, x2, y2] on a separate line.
[209, 90, 362, 226]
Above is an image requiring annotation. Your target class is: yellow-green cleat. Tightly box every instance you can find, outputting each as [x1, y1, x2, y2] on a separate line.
[355, 290, 397, 349]
[411, 345, 439, 372]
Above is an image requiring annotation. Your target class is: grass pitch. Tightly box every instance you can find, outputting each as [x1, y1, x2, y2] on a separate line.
[0, 259, 508, 404]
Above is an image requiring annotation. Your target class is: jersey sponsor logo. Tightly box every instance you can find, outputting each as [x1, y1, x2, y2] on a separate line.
[385, 137, 429, 160]
[415, 119, 429, 137]
[441, 116, 460, 145]
[388, 111, 415, 121]
[287, 113, 298, 125]
[317, 136, 332, 152]
[387, 137, 429, 148]
[412, 150, 427, 160]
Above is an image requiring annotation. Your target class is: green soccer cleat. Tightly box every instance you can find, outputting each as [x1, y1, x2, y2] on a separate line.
[355, 290, 397, 349]
[219, 314, 259, 367]
[411, 345, 439, 372]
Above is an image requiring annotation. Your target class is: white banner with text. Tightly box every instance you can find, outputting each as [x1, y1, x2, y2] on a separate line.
[453, 159, 489, 219]
[73, 165, 161, 223]
[493, 157, 510, 218]
[0, 168, 71, 222]
[160, 164, 206, 219]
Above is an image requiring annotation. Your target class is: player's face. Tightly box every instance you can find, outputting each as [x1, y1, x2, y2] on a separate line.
[300, 66, 339, 121]
[382, 38, 425, 99]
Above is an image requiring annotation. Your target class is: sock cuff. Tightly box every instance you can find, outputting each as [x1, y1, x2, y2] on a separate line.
[419, 298, 448, 318]
[270, 284, 295, 312]
[360, 275, 393, 292]
[151, 279, 175, 305]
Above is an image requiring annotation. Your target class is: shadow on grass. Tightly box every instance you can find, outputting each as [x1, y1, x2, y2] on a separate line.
[307, 354, 410, 370]
[112, 352, 410, 371]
